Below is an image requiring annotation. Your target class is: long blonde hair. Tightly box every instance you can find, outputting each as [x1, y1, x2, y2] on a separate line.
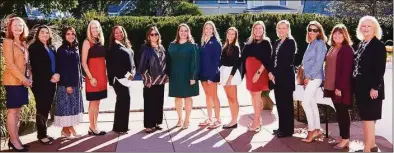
[356, 16, 383, 40]
[246, 21, 270, 45]
[86, 20, 104, 45]
[6, 17, 29, 42]
[173, 23, 195, 44]
[223, 27, 240, 56]
[201, 21, 221, 45]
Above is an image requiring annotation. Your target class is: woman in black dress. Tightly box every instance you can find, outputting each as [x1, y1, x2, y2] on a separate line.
[353, 16, 386, 152]
[106, 25, 136, 134]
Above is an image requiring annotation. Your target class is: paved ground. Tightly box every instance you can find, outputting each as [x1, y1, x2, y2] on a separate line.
[0, 106, 392, 152]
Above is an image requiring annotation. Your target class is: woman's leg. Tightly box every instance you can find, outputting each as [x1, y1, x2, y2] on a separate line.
[250, 91, 262, 128]
[184, 97, 193, 126]
[210, 83, 221, 122]
[7, 108, 23, 149]
[88, 100, 100, 131]
[301, 79, 322, 141]
[175, 98, 183, 126]
[201, 82, 213, 122]
[363, 121, 376, 152]
[224, 85, 239, 125]
[156, 85, 165, 126]
[113, 82, 131, 132]
[333, 103, 350, 146]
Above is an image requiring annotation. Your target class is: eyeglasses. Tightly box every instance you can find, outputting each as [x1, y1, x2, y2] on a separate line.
[66, 33, 75, 36]
[308, 28, 319, 33]
[150, 33, 159, 37]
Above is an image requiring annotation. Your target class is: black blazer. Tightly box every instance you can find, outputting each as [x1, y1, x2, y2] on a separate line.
[28, 42, 56, 85]
[270, 38, 296, 90]
[354, 36, 386, 100]
[106, 42, 136, 86]
[138, 44, 167, 78]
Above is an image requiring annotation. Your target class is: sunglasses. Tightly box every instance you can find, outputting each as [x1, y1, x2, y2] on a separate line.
[150, 33, 159, 37]
[308, 28, 320, 33]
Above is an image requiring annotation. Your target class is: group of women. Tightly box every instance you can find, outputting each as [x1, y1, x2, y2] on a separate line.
[2, 15, 386, 152]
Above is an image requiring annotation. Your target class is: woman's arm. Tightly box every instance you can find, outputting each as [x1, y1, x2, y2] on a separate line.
[208, 41, 221, 81]
[335, 46, 354, 91]
[370, 41, 387, 90]
[56, 47, 71, 87]
[309, 41, 327, 78]
[81, 40, 93, 80]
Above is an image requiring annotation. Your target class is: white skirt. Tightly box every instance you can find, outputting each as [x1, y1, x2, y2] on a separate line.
[219, 66, 242, 86]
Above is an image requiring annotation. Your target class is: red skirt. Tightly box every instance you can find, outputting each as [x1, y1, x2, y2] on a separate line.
[86, 57, 108, 101]
[245, 57, 269, 92]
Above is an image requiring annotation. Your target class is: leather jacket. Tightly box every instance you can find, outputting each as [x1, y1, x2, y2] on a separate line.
[138, 44, 167, 78]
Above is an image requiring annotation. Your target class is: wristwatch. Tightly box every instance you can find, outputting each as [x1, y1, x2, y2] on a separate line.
[256, 71, 261, 75]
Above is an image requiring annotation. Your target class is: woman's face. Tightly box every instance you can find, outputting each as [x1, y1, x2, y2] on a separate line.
[308, 25, 319, 40]
[253, 24, 264, 39]
[360, 19, 374, 39]
[149, 29, 159, 43]
[38, 28, 50, 44]
[333, 31, 344, 45]
[277, 23, 289, 39]
[179, 26, 188, 40]
[114, 27, 124, 41]
[204, 24, 213, 36]
[11, 19, 24, 37]
[226, 29, 236, 43]
[65, 29, 76, 44]
[90, 23, 100, 38]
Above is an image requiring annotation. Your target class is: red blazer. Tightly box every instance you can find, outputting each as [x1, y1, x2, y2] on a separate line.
[333, 45, 354, 105]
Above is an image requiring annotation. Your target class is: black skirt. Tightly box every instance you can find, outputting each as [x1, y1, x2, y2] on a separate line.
[354, 79, 383, 121]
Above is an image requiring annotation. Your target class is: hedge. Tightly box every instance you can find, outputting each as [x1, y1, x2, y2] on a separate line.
[25, 13, 393, 66]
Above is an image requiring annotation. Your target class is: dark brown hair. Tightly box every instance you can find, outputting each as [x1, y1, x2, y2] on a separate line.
[328, 24, 353, 46]
[109, 25, 131, 48]
[61, 26, 79, 48]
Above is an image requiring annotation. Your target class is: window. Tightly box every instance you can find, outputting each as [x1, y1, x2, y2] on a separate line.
[301, 0, 305, 5]
[235, 0, 246, 3]
[218, 0, 229, 4]
[279, 0, 286, 6]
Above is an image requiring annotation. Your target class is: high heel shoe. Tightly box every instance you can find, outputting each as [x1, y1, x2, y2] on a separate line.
[61, 131, 74, 140]
[301, 132, 319, 143]
[88, 128, 106, 136]
[8, 140, 28, 152]
[176, 120, 183, 127]
[247, 125, 261, 133]
[332, 141, 349, 150]
[181, 121, 189, 129]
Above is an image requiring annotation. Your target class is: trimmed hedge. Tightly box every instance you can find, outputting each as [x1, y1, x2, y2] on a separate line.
[26, 13, 393, 66]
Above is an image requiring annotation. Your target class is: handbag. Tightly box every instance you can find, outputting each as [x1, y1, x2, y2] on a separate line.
[296, 65, 304, 85]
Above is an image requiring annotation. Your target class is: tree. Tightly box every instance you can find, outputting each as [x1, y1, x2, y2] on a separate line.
[131, 0, 190, 16]
[0, 0, 78, 17]
[326, 0, 393, 17]
[171, 1, 202, 16]
[70, 0, 121, 18]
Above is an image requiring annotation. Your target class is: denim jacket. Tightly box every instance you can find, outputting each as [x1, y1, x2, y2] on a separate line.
[302, 39, 327, 80]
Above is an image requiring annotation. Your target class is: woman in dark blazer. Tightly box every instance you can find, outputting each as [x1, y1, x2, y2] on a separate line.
[323, 24, 354, 150]
[269, 20, 296, 138]
[106, 25, 136, 134]
[353, 16, 386, 152]
[29, 25, 59, 145]
[138, 26, 168, 133]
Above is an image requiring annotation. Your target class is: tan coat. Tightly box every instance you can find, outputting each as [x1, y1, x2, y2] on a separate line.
[2, 38, 30, 86]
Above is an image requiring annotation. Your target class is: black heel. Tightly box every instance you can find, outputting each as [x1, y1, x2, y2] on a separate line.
[88, 128, 106, 136]
[8, 140, 28, 152]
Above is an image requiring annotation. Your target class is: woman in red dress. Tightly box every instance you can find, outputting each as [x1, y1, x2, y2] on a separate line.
[81, 20, 108, 135]
[241, 21, 272, 132]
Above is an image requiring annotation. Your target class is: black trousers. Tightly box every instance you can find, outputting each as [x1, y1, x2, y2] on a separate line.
[143, 85, 164, 128]
[113, 81, 131, 132]
[274, 86, 294, 135]
[32, 82, 56, 139]
[333, 103, 350, 139]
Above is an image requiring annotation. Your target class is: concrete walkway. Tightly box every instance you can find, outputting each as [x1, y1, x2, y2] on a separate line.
[1, 106, 392, 152]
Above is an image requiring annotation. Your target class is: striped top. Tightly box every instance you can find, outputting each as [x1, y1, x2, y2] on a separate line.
[141, 47, 168, 85]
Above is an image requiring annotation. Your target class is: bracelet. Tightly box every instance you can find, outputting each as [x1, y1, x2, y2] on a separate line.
[256, 71, 261, 75]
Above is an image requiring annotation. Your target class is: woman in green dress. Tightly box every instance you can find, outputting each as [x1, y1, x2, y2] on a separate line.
[167, 23, 199, 129]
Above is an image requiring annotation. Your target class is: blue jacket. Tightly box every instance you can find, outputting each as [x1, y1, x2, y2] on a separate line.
[199, 36, 221, 81]
[302, 39, 327, 80]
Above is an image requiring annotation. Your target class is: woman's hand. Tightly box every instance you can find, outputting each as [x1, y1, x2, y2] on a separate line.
[304, 78, 310, 87]
[252, 73, 260, 83]
[90, 78, 97, 87]
[67, 87, 73, 94]
[268, 72, 275, 84]
[335, 89, 342, 97]
[50, 73, 60, 83]
[370, 89, 378, 99]
[190, 80, 196, 85]
[22, 79, 32, 88]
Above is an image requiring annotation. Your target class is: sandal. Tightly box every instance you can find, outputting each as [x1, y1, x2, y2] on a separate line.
[39, 137, 54, 145]
[182, 121, 190, 129]
[199, 119, 212, 126]
[247, 125, 261, 133]
[145, 128, 156, 134]
[208, 120, 221, 129]
[176, 120, 183, 127]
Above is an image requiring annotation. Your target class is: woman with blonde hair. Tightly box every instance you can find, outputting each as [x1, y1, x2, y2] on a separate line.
[240, 21, 272, 132]
[106, 25, 136, 134]
[220, 27, 242, 129]
[2, 16, 30, 151]
[81, 20, 107, 135]
[198, 21, 222, 129]
[167, 23, 199, 129]
[269, 20, 297, 138]
[138, 26, 168, 133]
[353, 16, 386, 152]
[301, 21, 328, 143]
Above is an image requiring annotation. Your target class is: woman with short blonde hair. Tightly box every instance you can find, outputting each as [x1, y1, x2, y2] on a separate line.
[353, 16, 386, 152]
